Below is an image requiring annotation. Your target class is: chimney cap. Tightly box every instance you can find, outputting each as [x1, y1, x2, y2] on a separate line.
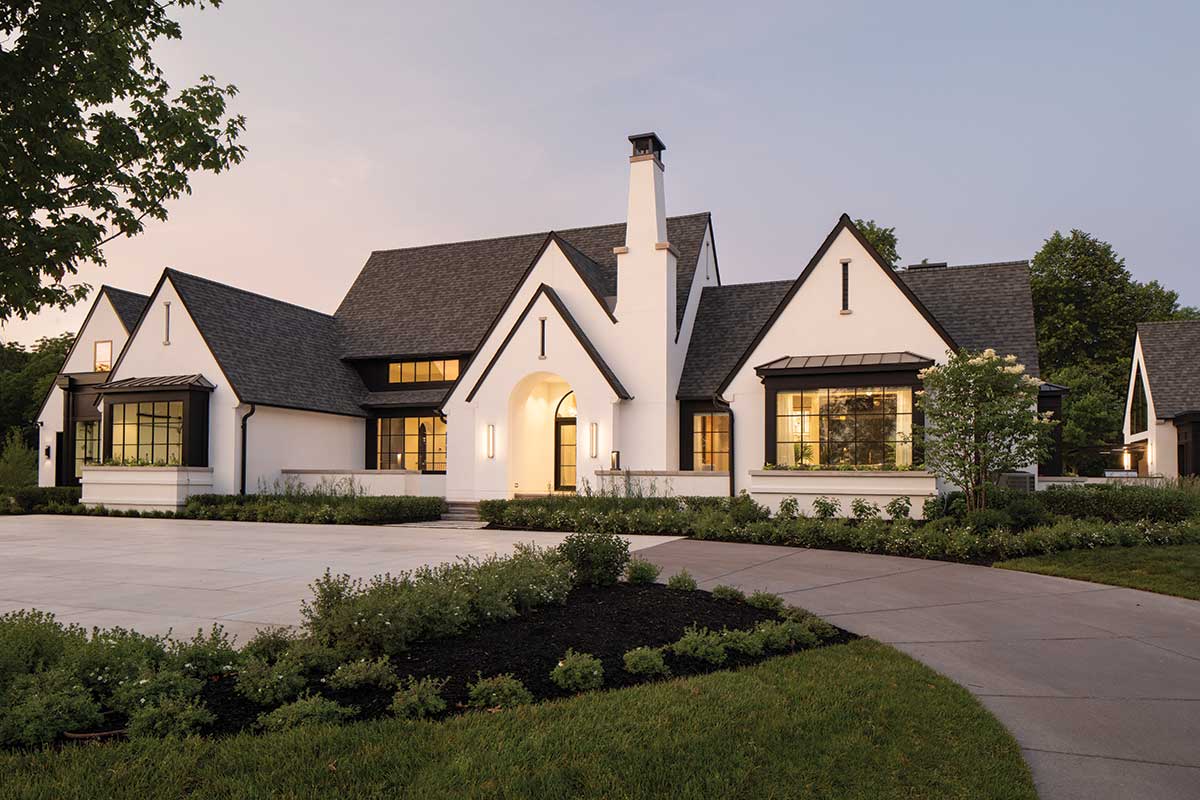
[628, 132, 666, 160]
[903, 261, 948, 271]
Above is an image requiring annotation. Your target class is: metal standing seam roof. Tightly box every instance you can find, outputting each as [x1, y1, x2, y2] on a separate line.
[99, 374, 215, 391]
[755, 352, 933, 372]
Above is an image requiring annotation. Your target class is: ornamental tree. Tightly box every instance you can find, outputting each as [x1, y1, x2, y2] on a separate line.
[917, 349, 1054, 512]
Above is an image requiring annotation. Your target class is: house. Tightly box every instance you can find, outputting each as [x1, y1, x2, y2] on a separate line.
[38, 133, 1054, 514]
[1122, 321, 1200, 478]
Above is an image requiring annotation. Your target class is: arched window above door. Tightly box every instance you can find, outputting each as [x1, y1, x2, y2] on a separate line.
[555, 391, 577, 419]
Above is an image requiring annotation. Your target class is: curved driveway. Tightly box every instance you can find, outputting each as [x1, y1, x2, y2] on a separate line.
[638, 539, 1200, 800]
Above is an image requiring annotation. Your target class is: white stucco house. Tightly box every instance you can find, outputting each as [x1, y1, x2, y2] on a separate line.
[1122, 321, 1200, 478]
[38, 133, 1058, 513]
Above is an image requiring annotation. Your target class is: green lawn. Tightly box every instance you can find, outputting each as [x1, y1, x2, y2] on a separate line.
[997, 544, 1200, 600]
[1, 640, 1034, 800]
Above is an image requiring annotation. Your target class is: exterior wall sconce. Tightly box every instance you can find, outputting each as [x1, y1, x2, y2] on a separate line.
[44, 445, 51, 460]
[610, 450, 620, 470]
[486, 425, 495, 459]
[1122, 449, 1132, 471]
[589, 422, 598, 459]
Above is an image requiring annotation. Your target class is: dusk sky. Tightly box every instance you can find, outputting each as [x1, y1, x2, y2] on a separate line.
[5, 0, 1198, 345]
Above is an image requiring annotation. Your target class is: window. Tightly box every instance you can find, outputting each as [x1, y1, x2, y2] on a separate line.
[376, 415, 447, 472]
[841, 260, 850, 311]
[94, 341, 112, 372]
[555, 392, 576, 490]
[539, 318, 547, 359]
[692, 412, 730, 471]
[110, 401, 184, 465]
[387, 359, 460, 384]
[1131, 364, 1149, 434]
[775, 387, 913, 468]
[74, 420, 100, 478]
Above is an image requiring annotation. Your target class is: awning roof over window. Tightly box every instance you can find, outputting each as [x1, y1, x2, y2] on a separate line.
[755, 352, 933, 377]
[98, 374, 215, 393]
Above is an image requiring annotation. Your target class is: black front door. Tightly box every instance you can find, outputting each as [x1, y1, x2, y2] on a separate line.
[554, 419, 576, 491]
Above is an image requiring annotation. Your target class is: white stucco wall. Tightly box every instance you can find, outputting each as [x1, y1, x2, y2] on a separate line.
[722, 227, 955, 495]
[36, 387, 63, 487]
[1123, 334, 1178, 477]
[245, 405, 365, 493]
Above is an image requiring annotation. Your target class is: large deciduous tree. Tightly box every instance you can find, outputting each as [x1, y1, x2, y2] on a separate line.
[918, 349, 1053, 512]
[0, 0, 245, 322]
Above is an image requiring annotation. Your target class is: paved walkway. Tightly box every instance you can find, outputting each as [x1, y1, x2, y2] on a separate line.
[638, 539, 1200, 800]
[0, 515, 674, 640]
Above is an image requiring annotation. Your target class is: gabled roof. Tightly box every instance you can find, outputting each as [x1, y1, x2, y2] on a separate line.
[102, 286, 150, 332]
[335, 213, 711, 359]
[898, 260, 1040, 376]
[159, 269, 368, 417]
[1137, 320, 1200, 419]
[464, 284, 632, 403]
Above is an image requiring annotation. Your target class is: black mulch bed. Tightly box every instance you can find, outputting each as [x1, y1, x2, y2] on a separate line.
[190, 583, 853, 736]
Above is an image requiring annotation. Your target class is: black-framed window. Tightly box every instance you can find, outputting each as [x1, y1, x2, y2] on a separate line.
[387, 359, 460, 385]
[110, 401, 184, 465]
[774, 386, 914, 468]
[1131, 364, 1148, 434]
[74, 420, 100, 478]
[692, 412, 730, 471]
[94, 340, 112, 372]
[376, 415, 447, 472]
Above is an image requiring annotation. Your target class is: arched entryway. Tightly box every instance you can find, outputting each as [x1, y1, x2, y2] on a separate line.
[507, 372, 577, 494]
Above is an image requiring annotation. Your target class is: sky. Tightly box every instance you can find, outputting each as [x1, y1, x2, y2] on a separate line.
[5, 0, 1199, 346]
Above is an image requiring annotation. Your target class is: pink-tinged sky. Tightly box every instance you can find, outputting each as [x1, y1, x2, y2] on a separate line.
[5, 0, 1198, 346]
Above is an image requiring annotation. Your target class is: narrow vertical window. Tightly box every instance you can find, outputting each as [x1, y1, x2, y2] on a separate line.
[840, 260, 850, 312]
[93, 340, 112, 372]
[538, 317, 547, 359]
[163, 301, 172, 345]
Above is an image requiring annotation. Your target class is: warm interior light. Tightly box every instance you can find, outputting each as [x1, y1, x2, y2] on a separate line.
[486, 424, 495, 459]
[1122, 450, 1131, 471]
[589, 422, 598, 459]
[610, 450, 620, 470]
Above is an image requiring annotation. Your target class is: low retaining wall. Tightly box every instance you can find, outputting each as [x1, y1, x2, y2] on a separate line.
[82, 466, 215, 512]
[592, 470, 730, 497]
[747, 469, 937, 519]
[280, 469, 446, 497]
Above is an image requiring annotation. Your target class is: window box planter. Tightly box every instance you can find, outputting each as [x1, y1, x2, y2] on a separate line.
[81, 466, 214, 512]
[747, 469, 936, 518]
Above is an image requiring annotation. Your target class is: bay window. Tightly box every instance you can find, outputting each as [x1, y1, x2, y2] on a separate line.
[774, 386, 915, 468]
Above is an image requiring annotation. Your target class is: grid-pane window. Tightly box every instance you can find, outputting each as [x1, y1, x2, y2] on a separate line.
[775, 387, 913, 468]
[376, 415, 447, 472]
[93, 341, 112, 372]
[110, 401, 184, 465]
[692, 412, 730, 471]
[74, 420, 100, 478]
[387, 359, 460, 384]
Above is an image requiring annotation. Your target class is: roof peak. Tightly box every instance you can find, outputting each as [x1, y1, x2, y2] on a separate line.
[164, 268, 334, 320]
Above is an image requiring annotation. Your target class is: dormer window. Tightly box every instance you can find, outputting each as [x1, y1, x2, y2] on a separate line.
[388, 358, 460, 384]
[94, 340, 112, 372]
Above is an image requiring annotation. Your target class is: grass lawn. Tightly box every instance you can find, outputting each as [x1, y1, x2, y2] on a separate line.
[1, 640, 1034, 800]
[997, 544, 1200, 600]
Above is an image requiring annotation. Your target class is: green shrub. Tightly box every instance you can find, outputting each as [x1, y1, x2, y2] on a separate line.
[127, 695, 214, 739]
[558, 531, 630, 587]
[0, 431, 36, 488]
[257, 694, 356, 731]
[670, 626, 727, 664]
[625, 557, 661, 584]
[884, 496, 912, 520]
[0, 668, 103, 747]
[746, 591, 784, 613]
[467, 674, 533, 710]
[811, 496, 840, 519]
[710, 584, 745, 603]
[0, 609, 86, 695]
[240, 627, 296, 665]
[753, 619, 820, 652]
[622, 646, 669, 678]
[391, 676, 447, 720]
[666, 569, 698, 591]
[962, 507, 1011, 532]
[6, 485, 82, 513]
[178, 494, 445, 525]
[167, 625, 239, 679]
[235, 655, 308, 706]
[720, 627, 764, 657]
[69, 626, 168, 702]
[109, 669, 202, 716]
[549, 649, 604, 693]
[327, 657, 398, 691]
[851, 498, 881, 521]
[1039, 484, 1200, 523]
[775, 496, 801, 520]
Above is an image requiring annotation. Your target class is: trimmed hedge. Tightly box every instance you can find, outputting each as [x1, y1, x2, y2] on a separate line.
[1038, 484, 1200, 523]
[178, 494, 446, 525]
[0, 486, 82, 514]
[478, 493, 768, 537]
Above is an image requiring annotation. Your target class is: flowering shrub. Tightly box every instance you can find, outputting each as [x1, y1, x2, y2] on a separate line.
[666, 570, 698, 591]
[0, 609, 86, 695]
[625, 557, 661, 585]
[167, 625, 239, 679]
[622, 646, 669, 678]
[110, 669, 202, 716]
[467, 674, 533, 710]
[327, 657, 398, 691]
[0, 668, 103, 746]
[391, 676, 447, 720]
[127, 695, 214, 739]
[235, 655, 308, 706]
[257, 693, 356, 731]
[558, 531, 630, 587]
[550, 649, 604, 692]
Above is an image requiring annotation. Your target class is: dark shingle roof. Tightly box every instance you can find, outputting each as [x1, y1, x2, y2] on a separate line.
[1137, 320, 1200, 419]
[361, 388, 450, 409]
[677, 280, 792, 398]
[165, 269, 367, 417]
[102, 286, 149, 332]
[335, 213, 711, 359]
[899, 261, 1040, 376]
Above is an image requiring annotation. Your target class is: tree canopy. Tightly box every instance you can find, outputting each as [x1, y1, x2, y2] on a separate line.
[0, 0, 245, 322]
[854, 219, 900, 267]
[0, 333, 73, 444]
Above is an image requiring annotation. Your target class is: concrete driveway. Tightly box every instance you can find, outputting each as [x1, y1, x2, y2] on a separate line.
[0, 515, 675, 641]
[638, 538, 1200, 800]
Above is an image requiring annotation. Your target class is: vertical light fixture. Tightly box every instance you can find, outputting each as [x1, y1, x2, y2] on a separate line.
[589, 422, 598, 459]
[610, 450, 620, 470]
[486, 424, 495, 459]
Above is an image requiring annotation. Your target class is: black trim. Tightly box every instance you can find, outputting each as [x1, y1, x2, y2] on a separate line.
[553, 234, 619, 324]
[368, 409, 447, 473]
[715, 214, 958, 397]
[554, 418, 577, 491]
[841, 261, 850, 311]
[755, 358, 934, 380]
[1038, 390, 1064, 477]
[465, 284, 632, 403]
[240, 404, 256, 494]
[101, 390, 210, 468]
[679, 399, 728, 472]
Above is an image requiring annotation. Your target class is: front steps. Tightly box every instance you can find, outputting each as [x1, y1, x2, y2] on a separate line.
[442, 501, 482, 523]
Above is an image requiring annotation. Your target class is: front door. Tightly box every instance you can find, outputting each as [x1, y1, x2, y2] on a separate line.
[554, 418, 576, 491]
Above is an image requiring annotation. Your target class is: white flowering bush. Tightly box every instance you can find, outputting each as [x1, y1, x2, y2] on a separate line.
[549, 649, 604, 693]
[918, 349, 1054, 511]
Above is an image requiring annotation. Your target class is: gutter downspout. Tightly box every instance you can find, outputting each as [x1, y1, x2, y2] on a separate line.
[239, 404, 256, 495]
[712, 394, 735, 497]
